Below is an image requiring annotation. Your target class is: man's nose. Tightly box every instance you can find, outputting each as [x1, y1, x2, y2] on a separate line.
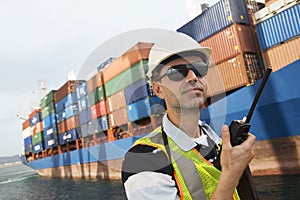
[185, 69, 198, 83]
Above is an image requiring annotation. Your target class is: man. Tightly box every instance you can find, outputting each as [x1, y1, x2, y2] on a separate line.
[122, 30, 256, 200]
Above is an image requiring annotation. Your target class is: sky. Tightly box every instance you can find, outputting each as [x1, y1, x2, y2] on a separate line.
[0, 0, 221, 157]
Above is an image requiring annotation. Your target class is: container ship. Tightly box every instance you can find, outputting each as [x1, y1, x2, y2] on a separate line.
[20, 0, 300, 179]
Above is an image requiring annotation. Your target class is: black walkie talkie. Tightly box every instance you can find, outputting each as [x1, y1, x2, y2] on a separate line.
[229, 68, 272, 200]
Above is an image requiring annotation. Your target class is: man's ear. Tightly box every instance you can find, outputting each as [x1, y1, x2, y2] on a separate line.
[152, 82, 164, 99]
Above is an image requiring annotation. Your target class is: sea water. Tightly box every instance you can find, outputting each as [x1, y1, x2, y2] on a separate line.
[0, 163, 299, 200]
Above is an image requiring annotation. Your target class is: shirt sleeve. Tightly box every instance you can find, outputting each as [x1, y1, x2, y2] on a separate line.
[124, 171, 179, 200]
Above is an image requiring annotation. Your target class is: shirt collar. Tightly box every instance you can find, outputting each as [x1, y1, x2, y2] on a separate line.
[162, 114, 207, 151]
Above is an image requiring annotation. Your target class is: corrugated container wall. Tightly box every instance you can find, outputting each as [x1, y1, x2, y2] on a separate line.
[255, 4, 300, 50]
[262, 36, 300, 72]
[104, 60, 148, 97]
[200, 23, 258, 65]
[54, 80, 84, 103]
[177, 0, 250, 42]
[102, 42, 153, 83]
[87, 72, 102, 93]
[206, 53, 260, 96]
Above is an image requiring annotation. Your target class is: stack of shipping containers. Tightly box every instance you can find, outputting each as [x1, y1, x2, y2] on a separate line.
[54, 81, 83, 147]
[22, 42, 167, 160]
[29, 109, 44, 154]
[86, 72, 108, 146]
[177, 0, 263, 96]
[41, 90, 59, 151]
[22, 118, 32, 156]
[102, 43, 154, 139]
[254, 0, 299, 72]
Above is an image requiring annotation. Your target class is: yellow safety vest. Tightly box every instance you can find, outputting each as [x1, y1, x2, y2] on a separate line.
[132, 126, 240, 200]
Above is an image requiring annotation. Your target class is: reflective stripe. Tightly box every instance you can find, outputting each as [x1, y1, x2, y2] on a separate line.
[172, 149, 207, 199]
[133, 127, 240, 200]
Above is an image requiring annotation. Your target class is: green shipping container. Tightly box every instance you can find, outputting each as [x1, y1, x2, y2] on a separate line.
[31, 131, 44, 145]
[88, 86, 105, 106]
[41, 90, 56, 108]
[105, 60, 148, 97]
[41, 102, 55, 118]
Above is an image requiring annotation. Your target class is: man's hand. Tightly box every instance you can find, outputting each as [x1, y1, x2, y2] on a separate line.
[211, 124, 256, 200]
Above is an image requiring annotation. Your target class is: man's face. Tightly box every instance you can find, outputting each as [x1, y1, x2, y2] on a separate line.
[152, 55, 208, 111]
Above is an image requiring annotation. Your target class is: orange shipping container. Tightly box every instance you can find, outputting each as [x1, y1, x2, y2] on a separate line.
[29, 109, 41, 119]
[200, 23, 258, 65]
[30, 121, 43, 135]
[102, 42, 153, 83]
[87, 72, 103, 93]
[22, 119, 30, 130]
[57, 115, 80, 134]
[54, 80, 83, 103]
[207, 53, 254, 96]
[108, 107, 128, 128]
[262, 36, 300, 72]
[107, 90, 126, 113]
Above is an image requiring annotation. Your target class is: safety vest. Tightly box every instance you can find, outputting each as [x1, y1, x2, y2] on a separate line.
[132, 126, 240, 200]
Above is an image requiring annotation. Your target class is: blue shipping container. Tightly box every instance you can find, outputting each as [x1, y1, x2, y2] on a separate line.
[56, 104, 79, 123]
[55, 92, 78, 113]
[80, 121, 94, 137]
[32, 142, 44, 153]
[256, 4, 300, 50]
[44, 135, 58, 150]
[78, 95, 90, 112]
[79, 108, 92, 125]
[58, 128, 81, 145]
[124, 79, 150, 105]
[24, 145, 32, 154]
[93, 115, 108, 133]
[43, 124, 58, 138]
[177, 0, 250, 42]
[43, 112, 57, 129]
[97, 57, 115, 72]
[30, 112, 42, 126]
[76, 81, 88, 99]
[127, 98, 151, 122]
[24, 136, 32, 146]
[149, 96, 166, 115]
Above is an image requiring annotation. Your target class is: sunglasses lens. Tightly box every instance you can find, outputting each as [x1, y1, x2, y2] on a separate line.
[166, 62, 208, 81]
[167, 66, 188, 81]
[192, 62, 208, 77]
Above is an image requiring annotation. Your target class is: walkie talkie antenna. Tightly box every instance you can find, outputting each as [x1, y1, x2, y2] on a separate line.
[245, 68, 272, 124]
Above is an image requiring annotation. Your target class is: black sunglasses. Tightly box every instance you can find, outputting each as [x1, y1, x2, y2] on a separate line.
[157, 61, 209, 81]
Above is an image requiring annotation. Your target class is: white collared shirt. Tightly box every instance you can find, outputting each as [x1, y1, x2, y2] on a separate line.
[124, 114, 221, 200]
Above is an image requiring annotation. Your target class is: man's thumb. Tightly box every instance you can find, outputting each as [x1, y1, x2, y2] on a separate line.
[221, 124, 231, 148]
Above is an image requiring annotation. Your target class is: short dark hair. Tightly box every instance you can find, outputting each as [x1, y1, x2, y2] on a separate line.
[150, 51, 209, 82]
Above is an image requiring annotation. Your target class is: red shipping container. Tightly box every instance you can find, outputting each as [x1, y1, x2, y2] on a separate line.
[90, 100, 108, 120]
[102, 42, 153, 83]
[200, 23, 258, 65]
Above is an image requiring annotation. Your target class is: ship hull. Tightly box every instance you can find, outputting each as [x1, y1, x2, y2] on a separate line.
[21, 136, 143, 179]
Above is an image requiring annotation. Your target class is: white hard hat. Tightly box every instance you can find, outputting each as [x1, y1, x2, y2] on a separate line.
[147, 30, 212, 80]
